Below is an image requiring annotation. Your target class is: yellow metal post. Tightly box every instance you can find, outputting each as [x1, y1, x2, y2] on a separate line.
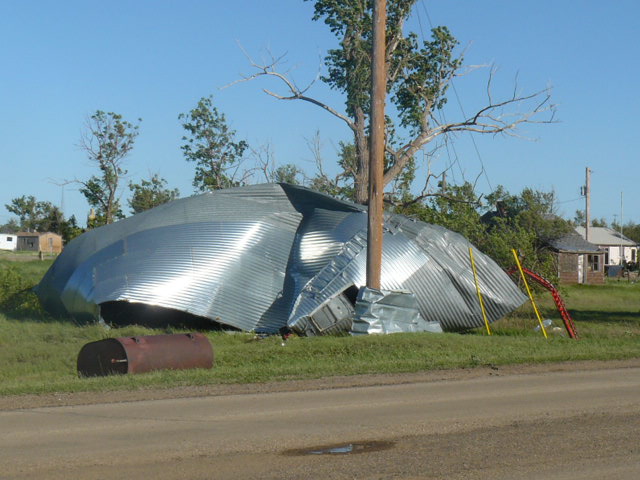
[512, 249, 548, 338]
[469, 247, 491, 335]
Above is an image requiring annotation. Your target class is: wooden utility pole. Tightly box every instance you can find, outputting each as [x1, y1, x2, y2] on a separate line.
[620, 191, 624, 264]
[583, 167, 591, 285]
[366, 0, 387, 289]
[585, 167, 591, 242]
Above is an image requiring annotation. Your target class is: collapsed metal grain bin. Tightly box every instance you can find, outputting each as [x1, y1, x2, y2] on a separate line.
[77, 333, 213, 376]
[37, 183, 527, 335]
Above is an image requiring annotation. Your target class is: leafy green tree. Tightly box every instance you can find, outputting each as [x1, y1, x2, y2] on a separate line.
[482, 187, 572, 280]
[4, 195, 83, 243]
[308, 140, 357, 200]
[58, 215, 83, 244]
[573, 211, 610, 229]
[486, 187, 572, 242]
[397, 182, 480, 237]
[621, 222, 640, 244]
[272, 165, 303, 185]
[78, 110, 141, 225]
[397, 184, 572, 282]
[179, 96, 248, 192]
[252, 141, 303, 186]
[5, 195, 62, 232]
[128, 174, 180, 214]
[242, 0, 554, 204]
[5, 195, 39, 230]
[79, 179, 124, 225]
[0, 218, 19, 233]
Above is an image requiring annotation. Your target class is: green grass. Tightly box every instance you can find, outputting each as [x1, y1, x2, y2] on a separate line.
[0, 257, 54, 284]
[1, 258, 639, 397]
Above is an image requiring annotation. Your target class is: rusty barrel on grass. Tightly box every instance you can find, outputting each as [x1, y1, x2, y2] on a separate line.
[77, 333, 213, 377]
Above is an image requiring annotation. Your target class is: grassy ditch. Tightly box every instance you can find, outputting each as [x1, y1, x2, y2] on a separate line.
[1, 258, 639, 396]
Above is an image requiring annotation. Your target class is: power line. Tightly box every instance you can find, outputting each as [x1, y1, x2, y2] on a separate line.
[416, 5, 462, 185]
[418, 0, 494, 192]
[450, 82, 493, 192]
[555, 196, 583, 205]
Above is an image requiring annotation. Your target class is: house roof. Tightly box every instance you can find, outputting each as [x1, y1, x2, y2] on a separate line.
[548, 232, 602, 253]
[575, 226, 637, 247]
[16, 231, 61, 237]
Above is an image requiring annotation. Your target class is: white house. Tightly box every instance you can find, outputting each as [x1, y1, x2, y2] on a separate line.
[575, 226, 638, 266]
[0, 233, 18, 251]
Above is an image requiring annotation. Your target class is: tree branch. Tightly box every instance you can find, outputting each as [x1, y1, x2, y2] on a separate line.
[223, 51, 357, 132]
[385, 74, 556, 187]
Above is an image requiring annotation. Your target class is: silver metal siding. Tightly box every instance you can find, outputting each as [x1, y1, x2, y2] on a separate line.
[38, 183, 527, 334]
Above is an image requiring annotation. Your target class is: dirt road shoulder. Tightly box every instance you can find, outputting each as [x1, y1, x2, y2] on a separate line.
[2, 358, 639, 411]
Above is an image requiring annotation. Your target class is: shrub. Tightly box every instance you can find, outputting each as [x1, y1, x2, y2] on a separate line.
[0, 265, 46, 317]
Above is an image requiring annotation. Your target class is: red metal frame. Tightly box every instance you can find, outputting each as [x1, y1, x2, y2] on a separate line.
[507, 267, 579, 339]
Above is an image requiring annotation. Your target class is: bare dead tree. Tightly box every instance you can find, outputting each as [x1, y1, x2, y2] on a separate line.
[225, 3, 556, 205]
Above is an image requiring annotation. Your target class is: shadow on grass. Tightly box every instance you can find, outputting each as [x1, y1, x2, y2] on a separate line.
[569, 309, 640, 324]
[0, 308, 88, 326]
[0, 287, 99, 326]
[1, 293, 234, 333]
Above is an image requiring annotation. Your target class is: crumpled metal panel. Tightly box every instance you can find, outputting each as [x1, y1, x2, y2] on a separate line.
[387, 217, 526, 331]
[37, 184, 302, 331]
[286, 214, 525, 333]
[351, 288, 442, 335]
[36, 183, 526, 334]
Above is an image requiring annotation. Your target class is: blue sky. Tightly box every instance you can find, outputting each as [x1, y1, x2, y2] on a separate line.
[1, 0, 638, 226]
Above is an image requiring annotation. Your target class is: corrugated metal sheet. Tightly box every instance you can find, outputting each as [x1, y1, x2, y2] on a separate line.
[351, 288, 442, 335]
[36, 183, 526, 334]
[287, 213, 526, 333]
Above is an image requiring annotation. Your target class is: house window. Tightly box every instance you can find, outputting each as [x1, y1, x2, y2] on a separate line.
[588, 254, 600, 272]
[604, 248, 609, 265]
[6, 236, 12, 242]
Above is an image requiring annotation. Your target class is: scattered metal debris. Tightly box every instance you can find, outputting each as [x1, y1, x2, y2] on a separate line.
[351, 287, 441, 335]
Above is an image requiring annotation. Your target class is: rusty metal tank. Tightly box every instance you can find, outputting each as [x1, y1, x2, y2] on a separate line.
[77, 333, 213, 377]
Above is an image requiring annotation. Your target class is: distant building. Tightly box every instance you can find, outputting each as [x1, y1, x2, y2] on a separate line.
[548, 233, 604, 285]
[0, 233, 18, 251]
[16, 232, 63, 254]
[575, 226, 638, 267]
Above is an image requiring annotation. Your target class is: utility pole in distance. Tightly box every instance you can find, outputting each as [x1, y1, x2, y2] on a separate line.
[366, 0, 386, 290]
[583, 167, 591, 285]
[585, 167, 591, 242]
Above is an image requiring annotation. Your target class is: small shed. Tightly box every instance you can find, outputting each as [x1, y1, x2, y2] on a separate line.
[548, 233, 604, 285]
[17, 232, 63, 254]
[0, 234, 18, 251]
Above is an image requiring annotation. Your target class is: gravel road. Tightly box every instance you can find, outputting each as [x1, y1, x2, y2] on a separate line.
[2, 360, 639, 479]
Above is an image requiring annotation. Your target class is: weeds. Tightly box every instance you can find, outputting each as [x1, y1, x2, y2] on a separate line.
[0, 263, 48, 318]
